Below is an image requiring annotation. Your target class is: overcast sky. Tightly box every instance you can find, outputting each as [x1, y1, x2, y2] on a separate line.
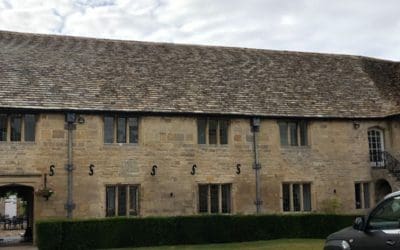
[0, 0, 399, 61]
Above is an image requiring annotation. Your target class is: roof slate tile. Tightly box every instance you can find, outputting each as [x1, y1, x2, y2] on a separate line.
[0, 31, 399, 118]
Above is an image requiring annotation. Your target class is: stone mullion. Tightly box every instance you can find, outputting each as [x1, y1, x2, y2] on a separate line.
[126, 118, 130, 144]
[21, 115, 25, 142]
[218, 184, 222, 213]
[360, 182, 365, 209]
[207, 185, 211, 214]
[113, 115, 117, 143]
[126, 185, 130, 216]
[115, 185, 119, 216]
[6, 114, 10, 141]
[289, 184, 293, 212]
[299, 184, 304, 211]
[216, 120, 220, 145]
[206, 118, 209, 145]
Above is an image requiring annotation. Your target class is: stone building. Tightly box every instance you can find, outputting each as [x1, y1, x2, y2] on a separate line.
[0, 31, 399, 232]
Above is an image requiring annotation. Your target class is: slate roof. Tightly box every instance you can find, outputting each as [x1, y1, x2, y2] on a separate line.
[0, 30, 399, 118]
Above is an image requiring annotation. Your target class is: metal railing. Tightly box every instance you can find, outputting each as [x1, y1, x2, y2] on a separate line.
[371, 151, 400, 179]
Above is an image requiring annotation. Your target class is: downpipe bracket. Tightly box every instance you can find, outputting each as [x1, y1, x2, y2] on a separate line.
[65, 164, 75, 171]
[253, 163, 262, 170]
[64, 203, 76, 210]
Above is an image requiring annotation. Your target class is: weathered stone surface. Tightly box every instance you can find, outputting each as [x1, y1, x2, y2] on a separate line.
[0, 114, 398, 223]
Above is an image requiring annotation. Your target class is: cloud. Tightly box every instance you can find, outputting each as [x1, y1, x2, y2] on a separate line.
[0, 0, 399, 60]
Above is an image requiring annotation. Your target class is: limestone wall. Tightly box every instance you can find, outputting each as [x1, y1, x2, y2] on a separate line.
[0, 113, 399, 220]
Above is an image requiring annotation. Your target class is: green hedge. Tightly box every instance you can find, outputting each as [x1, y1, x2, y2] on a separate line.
[36, 214, 357, 250]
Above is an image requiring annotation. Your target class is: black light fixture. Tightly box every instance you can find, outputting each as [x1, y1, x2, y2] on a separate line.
[77, 115, 85, 124]
[353, 122, 360, 129]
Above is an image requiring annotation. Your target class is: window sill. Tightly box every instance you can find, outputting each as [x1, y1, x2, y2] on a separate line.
[280, 145, 311, 150]
[103, 143, 139, 148]
[198, 144, 229, 148]
[282, 211, 312, 213]
[197, 212, 232, 215]
[0, 141, 36, 145]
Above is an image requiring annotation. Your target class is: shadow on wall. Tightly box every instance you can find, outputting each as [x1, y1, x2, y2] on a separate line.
[375, 179, 392, 204]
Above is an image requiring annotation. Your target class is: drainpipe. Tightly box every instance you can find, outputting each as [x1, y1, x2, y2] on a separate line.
[251, 117, 262, 214]
[65, 113, 76, 218]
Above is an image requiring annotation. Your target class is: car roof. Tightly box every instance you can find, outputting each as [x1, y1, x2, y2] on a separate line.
[384, 190, 400, 200]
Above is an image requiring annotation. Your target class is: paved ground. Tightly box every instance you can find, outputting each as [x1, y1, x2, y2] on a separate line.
[0, 243, 37, 250]
[0, 227, 36, 249]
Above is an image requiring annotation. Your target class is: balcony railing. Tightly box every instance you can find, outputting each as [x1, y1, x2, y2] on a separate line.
[371, 151, 400, 179]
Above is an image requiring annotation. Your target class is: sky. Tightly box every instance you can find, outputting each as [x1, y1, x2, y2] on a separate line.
[0, 0, 399, 61]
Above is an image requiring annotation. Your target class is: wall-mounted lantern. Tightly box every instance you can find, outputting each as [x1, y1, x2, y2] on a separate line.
[353, 122, 360, 129]
[36, 174, 54, 201]
[77, 115, 85, 124]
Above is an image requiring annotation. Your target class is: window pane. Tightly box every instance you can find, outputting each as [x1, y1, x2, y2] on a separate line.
[210, 184, 219, 213]
[0, 114, 7, 141]
[10, 115, 21, 141]
[128, 117, 138, 143]
[219, 120, 228, 145]
[369, 197, 400, 230]
[293, 184, 301, 211]
[355, 183, 361, 209]
[106, 186, 116, 217]
[302, 184, 311, 211]
[118, 185, 127, 216]
[129, 186, 138, 216]
[363, 183, 370, 209]
[208, 119, 218, 144]
[289, 122, 298, 146]
[368, 130, 383, 166]
[299, 121, 307, 146]
[282, 184, 290, 211]
[197, 118, 206, 144]
[104, 116, 114, 143]
[221, 184, 231, 213]
[117, 117, 126, 143]
[278, 122, 288, 146]
[24, 114, 36, 142]
[199, 185, 208, 213]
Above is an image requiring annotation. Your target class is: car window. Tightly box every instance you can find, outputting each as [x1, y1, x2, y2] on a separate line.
[368, 196, 400, 230]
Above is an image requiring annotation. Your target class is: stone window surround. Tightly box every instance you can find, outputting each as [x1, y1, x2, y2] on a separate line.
[0, 113, 36, 143]
[105, 184, 140, 217]
[278, 120, 309, 147]
[103, 114, 139, 144]
[282, 182, 312, 212]
[197, 117, 229, 145]
[198, 183, 232, 214]
[355, 181, 371, 210]
[368, 127, 385, 167]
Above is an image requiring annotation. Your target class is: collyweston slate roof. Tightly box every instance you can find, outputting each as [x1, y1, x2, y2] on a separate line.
[0, 30, 399, 118]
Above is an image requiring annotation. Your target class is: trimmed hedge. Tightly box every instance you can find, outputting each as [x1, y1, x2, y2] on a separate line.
[36, 214, 357, 250]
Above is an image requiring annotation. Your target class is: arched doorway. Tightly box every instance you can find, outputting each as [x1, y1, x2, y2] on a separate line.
[0, 184, 34, 246]
[374, 179, 392, 204]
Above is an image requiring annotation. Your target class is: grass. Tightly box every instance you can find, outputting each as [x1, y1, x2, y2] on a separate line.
[106, 239, 325, 250]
